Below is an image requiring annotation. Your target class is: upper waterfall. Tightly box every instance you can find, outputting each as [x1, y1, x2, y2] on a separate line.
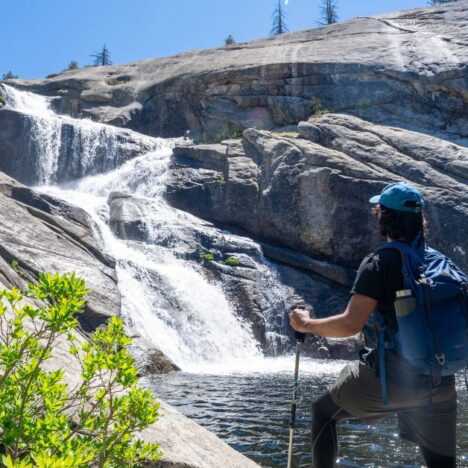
[2, 84, 157, 185]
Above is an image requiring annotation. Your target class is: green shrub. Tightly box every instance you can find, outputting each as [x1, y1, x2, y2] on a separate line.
[0, 95, 6, 107]
[226, 129, 243, 140]
[309, 96, 330, 118]
[225, 257, 241, 266]
[9, 259, 19, 272]
[0, 272, 162, 467]
[356, 98, 371, 111]
[199, 253, 215, 262]
[65, 61, 79, 71]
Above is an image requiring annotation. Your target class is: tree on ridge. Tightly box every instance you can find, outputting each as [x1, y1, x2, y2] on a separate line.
[271, 0, 289, 36]
[224, 35, 236, 46]
[2, 71, 18, 80]
[319, 0, 339, 25]
[91, 44, 113, 66]
[65, 61, 79, 71]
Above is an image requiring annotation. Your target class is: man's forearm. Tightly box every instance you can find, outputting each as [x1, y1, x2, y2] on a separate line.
[301, 313, 360, 338]
[290, 295, 376, 339]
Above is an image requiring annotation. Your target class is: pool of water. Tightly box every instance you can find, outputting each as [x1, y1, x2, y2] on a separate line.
[150, 358, 468, 467]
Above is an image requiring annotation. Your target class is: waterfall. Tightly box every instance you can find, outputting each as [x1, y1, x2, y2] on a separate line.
[4, 85, 299, 372]
[2, 85, 156, 185]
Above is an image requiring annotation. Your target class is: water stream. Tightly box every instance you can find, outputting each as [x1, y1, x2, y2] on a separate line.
[3, 85, 467, 466]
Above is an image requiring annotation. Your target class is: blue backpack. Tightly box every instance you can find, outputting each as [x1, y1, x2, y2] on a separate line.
[377, 239, 468, 404]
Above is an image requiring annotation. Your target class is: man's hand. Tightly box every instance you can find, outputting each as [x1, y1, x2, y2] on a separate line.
[289, 308, 312, 334]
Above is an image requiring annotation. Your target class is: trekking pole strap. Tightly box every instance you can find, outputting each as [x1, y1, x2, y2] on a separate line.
[379, 329, 389, 405]
[289, 401, 297, 429]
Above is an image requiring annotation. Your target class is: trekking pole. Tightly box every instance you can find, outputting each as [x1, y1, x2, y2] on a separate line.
[287, 326, 306, 468]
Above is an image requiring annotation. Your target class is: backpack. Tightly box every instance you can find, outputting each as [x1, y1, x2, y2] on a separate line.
[376, 239, 468, 404]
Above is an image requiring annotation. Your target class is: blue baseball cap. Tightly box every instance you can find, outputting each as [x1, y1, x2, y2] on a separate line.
[369, 182, 425, 213]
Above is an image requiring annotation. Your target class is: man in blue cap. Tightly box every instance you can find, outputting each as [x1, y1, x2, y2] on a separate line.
[290, 182, 458, 467]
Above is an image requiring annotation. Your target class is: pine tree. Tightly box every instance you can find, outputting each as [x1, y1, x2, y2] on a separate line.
[428, 0, 458, 4]
[91, 44, 113, 66]
[320, 0, 339, 25]
[2, 71, 18, 80]
[224, 35, 236, 46]
[271, 0, 289, 36]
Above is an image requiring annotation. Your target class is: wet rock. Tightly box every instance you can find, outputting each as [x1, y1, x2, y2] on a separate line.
[0, 172, 120, 332]
[108, 192, 148, 241]
[130, 337, 180, 375]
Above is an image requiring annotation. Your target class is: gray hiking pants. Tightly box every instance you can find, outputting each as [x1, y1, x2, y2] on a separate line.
[328, 350, 457, 459]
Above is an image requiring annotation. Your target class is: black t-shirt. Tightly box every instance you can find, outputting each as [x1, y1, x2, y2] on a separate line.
[351, 248, 403, 330]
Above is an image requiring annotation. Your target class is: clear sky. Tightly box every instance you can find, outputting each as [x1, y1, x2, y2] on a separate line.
[2, 0, 430, 79]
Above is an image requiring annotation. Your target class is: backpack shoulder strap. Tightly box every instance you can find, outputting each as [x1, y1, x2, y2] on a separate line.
[376, 241, 415, 290]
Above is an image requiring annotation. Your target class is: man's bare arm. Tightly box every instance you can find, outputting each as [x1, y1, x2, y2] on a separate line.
[289, 294, 377, 338]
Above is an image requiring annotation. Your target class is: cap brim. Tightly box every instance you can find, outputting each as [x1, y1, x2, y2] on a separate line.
[369, 195, 380, 204]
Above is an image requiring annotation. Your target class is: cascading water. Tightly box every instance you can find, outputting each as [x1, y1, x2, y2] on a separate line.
[4, 84, 294, 371]
[3, 85, 155, 185]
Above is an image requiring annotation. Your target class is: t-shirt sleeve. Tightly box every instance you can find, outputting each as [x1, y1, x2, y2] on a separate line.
[351, 253, 385, 301]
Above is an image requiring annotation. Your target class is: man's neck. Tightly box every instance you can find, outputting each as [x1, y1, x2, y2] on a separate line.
[387, 236, 407, 243]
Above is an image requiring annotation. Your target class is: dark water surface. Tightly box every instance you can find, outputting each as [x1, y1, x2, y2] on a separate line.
[150, 361, 468, 467]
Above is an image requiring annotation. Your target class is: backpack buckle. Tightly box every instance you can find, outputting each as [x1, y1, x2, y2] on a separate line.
[436, 353, 446, 366]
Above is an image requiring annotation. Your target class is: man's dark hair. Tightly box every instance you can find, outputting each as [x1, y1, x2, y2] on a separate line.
[373, 204, 425, 244]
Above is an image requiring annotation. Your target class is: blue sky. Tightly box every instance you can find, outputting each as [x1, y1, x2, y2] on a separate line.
[2, 0, 429, 79]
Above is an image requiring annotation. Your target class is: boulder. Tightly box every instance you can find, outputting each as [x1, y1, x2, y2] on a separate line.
[108, 192, 148, 241]
[130, 337, 180, 375]
[6, 2, 467, 144]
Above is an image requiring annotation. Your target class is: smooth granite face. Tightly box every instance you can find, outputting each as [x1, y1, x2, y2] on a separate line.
[5, 2, 467, 143]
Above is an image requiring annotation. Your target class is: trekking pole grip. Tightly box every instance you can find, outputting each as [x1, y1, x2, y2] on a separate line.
[295, 331, 306, 343]
[289, 302, 308, 343]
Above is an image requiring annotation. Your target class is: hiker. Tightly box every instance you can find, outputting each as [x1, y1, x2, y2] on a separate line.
[290, 182, 466, 468]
